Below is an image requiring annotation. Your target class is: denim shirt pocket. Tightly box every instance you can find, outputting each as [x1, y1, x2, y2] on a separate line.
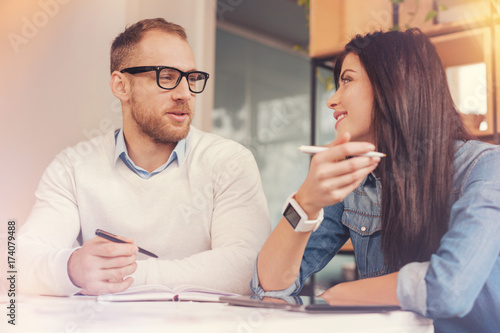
[341, 184, 388, 279]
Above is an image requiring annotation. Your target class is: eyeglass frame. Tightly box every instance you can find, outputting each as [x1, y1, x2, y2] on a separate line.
[120, 66, 210, 94]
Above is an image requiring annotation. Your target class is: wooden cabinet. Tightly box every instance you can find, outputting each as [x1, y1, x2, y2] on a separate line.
[496, 21, 500, 138]
[309, 0, 392, 58]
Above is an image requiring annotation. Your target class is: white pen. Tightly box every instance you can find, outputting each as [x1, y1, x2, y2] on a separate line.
[298, 145, 386, 157]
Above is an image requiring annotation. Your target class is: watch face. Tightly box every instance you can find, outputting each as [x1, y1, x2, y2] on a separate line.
[284, 204, 301, 229]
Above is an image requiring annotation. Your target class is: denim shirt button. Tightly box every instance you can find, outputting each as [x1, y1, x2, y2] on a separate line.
[361, 226, 367, 232]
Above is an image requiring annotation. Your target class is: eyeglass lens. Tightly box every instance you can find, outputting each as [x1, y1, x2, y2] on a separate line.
[158, 68, 207, 92]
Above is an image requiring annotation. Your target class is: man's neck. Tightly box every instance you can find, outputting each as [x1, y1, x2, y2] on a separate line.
[123, 129, 177, 173]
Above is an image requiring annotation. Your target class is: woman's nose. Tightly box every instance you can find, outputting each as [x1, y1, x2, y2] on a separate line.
[327, 89, 340, 110]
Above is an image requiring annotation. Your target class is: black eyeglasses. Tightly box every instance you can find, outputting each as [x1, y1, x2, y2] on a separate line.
[120, 66, 210, 94]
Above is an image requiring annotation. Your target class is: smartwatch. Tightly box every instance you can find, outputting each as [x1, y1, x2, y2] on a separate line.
[282, 192, 324, 232]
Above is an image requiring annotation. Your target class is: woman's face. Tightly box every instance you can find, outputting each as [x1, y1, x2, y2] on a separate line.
[327, 53, 374, 143]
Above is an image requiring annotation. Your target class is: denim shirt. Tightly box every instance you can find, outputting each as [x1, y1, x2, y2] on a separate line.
[251, 140, 500, 333]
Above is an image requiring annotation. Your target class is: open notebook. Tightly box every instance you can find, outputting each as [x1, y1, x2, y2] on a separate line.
[97, 284, 239, 302]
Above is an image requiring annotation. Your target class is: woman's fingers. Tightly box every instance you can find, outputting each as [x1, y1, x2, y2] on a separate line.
[315, 156, 380, 181]
[313, 142, 376, 164]
[318, 162, 379, 200]
[296, 139, 380, 214]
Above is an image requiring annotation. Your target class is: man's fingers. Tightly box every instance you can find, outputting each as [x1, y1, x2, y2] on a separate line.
[106, 276, 135, 294]
[79, 276, 135, 296]
[97, 253, 138, 269]
[88, 263, 137, 290]
[103, 262, 138, 282]
[88, 240, 138, 258]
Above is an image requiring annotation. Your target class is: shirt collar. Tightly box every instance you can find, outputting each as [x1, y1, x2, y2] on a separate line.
[359, 171, 381, 203]
[113, 128, 186, 177]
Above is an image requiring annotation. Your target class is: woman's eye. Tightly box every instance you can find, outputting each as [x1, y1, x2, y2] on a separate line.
[341, 78, 351, 84]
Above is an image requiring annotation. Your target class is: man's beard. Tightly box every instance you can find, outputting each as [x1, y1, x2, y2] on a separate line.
[129, 97, 192, 145]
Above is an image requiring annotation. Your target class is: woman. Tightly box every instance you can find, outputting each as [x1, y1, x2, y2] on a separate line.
[252, 28, 500, 333]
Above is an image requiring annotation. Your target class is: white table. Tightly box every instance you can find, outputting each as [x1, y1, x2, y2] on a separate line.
[2, 295, 433, 333]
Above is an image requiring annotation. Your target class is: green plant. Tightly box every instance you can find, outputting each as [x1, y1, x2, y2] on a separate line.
[296, 0, 310, 12]
[391, 0, 448, 31]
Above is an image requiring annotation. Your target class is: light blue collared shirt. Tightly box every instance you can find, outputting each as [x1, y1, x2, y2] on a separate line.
[113, 128, 186, 179]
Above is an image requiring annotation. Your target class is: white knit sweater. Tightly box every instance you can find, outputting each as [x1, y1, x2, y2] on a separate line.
[18, 127, 271, 296]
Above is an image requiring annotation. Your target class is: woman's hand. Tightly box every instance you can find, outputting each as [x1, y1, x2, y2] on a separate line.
[295, 132, 380, 218]
[256, 132, 381, 292]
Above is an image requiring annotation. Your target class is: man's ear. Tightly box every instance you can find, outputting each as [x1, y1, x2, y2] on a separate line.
[110, 71, 130, 102]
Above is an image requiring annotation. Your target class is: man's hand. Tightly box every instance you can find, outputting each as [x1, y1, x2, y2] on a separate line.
[67, 236, 138, 295]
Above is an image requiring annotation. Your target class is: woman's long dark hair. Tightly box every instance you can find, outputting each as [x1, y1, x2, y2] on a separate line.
[333, 28, 472, 270]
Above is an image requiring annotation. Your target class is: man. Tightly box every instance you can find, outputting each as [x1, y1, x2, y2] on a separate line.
[18, 18, 270, 296]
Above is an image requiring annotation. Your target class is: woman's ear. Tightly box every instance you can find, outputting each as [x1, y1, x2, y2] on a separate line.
[110, 71, 130, 102]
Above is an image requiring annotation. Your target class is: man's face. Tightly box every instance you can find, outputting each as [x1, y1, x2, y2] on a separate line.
[126, 31, 197, 144]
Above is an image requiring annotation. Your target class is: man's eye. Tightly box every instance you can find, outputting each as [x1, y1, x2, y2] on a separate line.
[189, 74, 203, 82]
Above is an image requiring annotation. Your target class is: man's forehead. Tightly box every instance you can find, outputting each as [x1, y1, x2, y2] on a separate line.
[134, 30, 196, 68]
[137, 30, 188, 51]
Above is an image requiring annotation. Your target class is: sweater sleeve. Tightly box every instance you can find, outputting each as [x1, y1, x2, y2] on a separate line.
[129, 147, 271, 295]
[18, 149, 82, 296]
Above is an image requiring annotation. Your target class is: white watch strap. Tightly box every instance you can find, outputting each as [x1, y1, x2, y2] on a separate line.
[283, 191, 324, 232]
[295, 207, 324, 232]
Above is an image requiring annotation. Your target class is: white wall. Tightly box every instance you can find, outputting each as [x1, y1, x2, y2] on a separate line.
[0, 0, 216, 231]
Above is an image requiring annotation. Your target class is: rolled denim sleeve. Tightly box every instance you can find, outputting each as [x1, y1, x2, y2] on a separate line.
[397, 148, 500, 319]
[250, 258, 302, 298]
[397, 261, 430, 316]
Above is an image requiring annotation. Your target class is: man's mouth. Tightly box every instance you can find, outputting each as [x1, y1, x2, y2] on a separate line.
[166, 111, 189, 122]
